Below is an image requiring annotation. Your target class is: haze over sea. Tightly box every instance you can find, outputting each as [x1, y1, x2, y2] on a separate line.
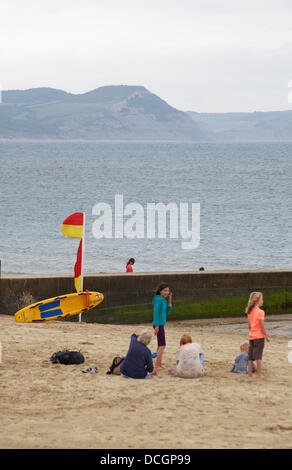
[0, 141, 291, 275]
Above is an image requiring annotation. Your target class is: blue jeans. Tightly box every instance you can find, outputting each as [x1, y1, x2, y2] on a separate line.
[121, 372, 152, 379]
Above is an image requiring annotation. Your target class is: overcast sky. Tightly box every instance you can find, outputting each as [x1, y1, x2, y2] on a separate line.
[0, 0, 292, 112]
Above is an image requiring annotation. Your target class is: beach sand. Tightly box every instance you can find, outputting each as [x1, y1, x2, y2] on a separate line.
[0, 314, 291, 449]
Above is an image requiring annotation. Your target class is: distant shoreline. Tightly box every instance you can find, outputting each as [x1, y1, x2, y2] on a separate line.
[2, 268, 292, 278]
[2, 86, 292, 141]
[2, 139, 292, 143]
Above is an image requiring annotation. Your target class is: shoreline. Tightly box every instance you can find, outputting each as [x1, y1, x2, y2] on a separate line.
[1, 267, 292, 278]
[170, 314, 292, 338]
[2, 138, 292, 143]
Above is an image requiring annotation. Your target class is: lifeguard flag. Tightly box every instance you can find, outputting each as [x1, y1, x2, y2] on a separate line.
[74, 239, 82, 292]
[61, 212, 84, 238]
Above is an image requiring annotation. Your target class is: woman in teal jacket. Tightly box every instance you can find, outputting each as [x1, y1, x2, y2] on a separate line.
[152, 282, 172, 374]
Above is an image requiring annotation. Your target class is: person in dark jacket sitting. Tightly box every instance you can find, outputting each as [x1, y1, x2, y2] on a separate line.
[120, 329, 154, 379]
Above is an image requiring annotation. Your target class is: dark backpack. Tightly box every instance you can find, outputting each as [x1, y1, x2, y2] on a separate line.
[106, 355, 125, 375]
[50, 350, 85, 365]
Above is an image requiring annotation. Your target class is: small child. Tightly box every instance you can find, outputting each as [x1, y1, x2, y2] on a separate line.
[230, 342, 256, 375]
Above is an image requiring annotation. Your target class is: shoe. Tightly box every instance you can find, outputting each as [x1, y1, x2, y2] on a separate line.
[82, 367, 98, 373]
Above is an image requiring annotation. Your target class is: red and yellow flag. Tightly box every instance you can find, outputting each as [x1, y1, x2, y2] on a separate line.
[61, 212, 84, 293]
[61, 212, 84, 238]
[74, 239, 83, 292]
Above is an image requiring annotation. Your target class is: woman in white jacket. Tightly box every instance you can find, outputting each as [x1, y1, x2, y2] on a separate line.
[176, 334, 204, 378]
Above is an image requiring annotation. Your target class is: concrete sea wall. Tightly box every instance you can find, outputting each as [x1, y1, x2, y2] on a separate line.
[1, 270, 292, 323]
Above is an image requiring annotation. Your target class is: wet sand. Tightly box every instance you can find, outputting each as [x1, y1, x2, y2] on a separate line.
[0, 314, 291, 449]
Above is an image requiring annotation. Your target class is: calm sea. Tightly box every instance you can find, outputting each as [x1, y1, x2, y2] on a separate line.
[0, 141, 291, 274]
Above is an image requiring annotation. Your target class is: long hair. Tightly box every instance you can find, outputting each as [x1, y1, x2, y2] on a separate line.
[126, 258, 135, 267]
[245, 292, 263, 315]
[154, 282, 170, 296]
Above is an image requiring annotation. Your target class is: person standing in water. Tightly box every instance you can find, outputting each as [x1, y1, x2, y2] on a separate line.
[152, 282, 172, 375]
[126, 258, 135, 272]
[245, 291, 270, 378]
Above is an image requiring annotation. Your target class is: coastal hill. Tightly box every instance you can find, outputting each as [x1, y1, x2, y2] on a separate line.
[0, 85, 207, 141]
[187, 110, 292, 141]
[1, 85, 292, 141]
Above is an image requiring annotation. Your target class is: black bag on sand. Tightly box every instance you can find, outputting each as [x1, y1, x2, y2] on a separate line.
[106, 355, 125, 375]
[50, 350, 85, 365]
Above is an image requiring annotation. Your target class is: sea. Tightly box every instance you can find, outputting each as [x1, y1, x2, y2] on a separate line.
[0, 140, 291, 275]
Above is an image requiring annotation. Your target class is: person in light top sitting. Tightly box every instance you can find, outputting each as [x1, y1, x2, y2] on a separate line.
[230, 342, 257, 375]
[176, 334, 204, 378]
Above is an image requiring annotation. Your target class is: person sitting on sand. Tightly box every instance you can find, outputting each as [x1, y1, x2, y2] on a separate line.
[120, 329, 154, 379]
[176, 334, 204, 378]
[230, 342, 257, 375]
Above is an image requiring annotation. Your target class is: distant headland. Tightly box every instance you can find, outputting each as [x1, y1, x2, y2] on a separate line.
[1, 85, 292, 141]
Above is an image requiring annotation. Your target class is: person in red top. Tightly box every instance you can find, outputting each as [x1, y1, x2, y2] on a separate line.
[126, 258, 135, 272]
[245, 292, 270, 378]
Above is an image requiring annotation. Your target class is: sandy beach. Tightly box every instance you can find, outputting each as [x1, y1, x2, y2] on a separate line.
[0, 314, 291, 449]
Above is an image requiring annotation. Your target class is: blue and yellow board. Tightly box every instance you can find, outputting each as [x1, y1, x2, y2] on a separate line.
[14, 291, 104, 323]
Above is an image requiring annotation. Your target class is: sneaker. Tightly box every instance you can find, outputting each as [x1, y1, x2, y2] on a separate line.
[82, 367, 98, 373]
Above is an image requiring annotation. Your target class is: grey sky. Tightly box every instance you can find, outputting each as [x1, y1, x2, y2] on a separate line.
[0, 0, 292, 112]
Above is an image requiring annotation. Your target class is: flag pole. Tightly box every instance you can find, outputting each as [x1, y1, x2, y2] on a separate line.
[79, 212, 85, 322]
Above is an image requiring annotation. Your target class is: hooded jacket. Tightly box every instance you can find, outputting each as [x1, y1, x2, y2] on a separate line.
[152, 294, 172, 326]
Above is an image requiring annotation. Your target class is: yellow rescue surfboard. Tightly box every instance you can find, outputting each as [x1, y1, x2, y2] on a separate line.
[14, 291, 104, 323]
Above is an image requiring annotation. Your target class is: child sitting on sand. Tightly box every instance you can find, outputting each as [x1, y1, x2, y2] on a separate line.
[230, 342, 256, 375]
[176, 334, 204, 378]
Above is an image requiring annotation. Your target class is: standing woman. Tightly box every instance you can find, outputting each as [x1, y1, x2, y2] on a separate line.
[126, 258, 135, 272]
[152, 282, 172, 374]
